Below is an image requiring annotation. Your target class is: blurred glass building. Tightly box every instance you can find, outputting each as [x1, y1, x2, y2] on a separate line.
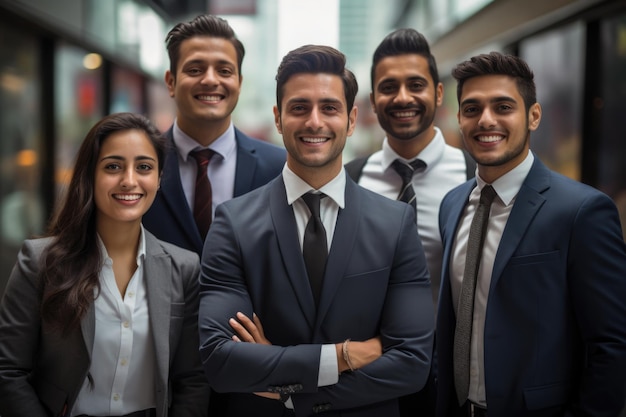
[0, 0, 625, 300]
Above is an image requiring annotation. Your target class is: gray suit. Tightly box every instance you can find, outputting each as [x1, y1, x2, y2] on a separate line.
[0, 231, 209, 417]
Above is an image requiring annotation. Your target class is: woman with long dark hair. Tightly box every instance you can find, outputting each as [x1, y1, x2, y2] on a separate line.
[0, 112, 208, 417]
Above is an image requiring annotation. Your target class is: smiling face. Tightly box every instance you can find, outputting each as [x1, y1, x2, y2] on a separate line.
[370, 54, 442, 154]
[458, 74, 541, 183]
[274, 72, 357, 188]
[165, 36, 242, 144]
[94, 129, 160, 231]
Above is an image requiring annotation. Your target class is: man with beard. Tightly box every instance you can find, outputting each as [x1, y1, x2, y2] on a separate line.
[436, 51, 626, 417]
[345, 28, 473, 417]
[346, 29, 474, 313]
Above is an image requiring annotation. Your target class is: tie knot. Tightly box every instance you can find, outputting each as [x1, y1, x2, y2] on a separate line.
[191, 149, 214, 167]
[302, 193, 324, 218]
[391, 159, 426, 182]
[480, 185, 497, 206]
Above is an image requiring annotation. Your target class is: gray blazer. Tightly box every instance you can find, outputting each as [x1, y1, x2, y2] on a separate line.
[0, 231, 209, 417]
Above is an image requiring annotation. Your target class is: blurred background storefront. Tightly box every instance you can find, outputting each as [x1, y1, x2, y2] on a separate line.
[0, 0, 625, 298]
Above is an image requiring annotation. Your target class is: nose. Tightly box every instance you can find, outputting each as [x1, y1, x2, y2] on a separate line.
[393, 85, 411, 105]
[201, 68, 218, 86]
[120, 168, 137, 189]
[305, 107, 323, 130]
[478, 108, 496, 128]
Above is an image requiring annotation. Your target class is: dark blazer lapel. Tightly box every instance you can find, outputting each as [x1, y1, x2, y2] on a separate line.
[80, 302, 96, 361]
[159, 129, 202, 247]
[314, 178, 360, 331]
[490, 157, 549, 290]
[233, 129, 258, 197]
[269, 177, 316, 328]
[144, 233, 172, 385]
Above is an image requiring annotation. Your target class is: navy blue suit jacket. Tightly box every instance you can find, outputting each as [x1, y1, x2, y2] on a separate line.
[198, 175, 435, 417]
[143, 127, 286, 255]
[436, 156, 626, 417]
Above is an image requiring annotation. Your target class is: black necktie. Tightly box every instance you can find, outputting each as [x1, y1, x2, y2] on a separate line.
[190, 149, 214, 240]
[453, 185, 497, 405]
[301, 193, 328, 306]
[391, 159, 426, 210]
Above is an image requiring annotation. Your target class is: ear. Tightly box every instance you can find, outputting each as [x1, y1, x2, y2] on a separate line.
[273, 106, 282, 134]
[369, 92, 377, 114]
[528, 102, 542, 131]
[435, 82, 444, 107]
[347, 105, 358, 137]
[165, 70, 175, 97]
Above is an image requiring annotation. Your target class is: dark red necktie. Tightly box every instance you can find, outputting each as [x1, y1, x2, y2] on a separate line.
[190, 149, 214, 240]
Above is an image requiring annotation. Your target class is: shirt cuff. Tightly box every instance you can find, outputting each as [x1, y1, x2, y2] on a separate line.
[319, 344, 340, 386]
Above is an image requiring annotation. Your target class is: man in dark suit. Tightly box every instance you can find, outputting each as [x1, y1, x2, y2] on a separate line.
[436, 51, 626, 416]
[143, 14, 285, 255]
[198, 45, 435, 417]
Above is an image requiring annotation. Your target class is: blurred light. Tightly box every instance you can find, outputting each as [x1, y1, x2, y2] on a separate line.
[83, 53, 103, 70]
[16, 149, 38, 167]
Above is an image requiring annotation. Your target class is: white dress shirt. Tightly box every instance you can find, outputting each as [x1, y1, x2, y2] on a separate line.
[172, 119, 238, 218]
[450, 152, 534, 406]
[72, 226, 156, 416]
[282, 164, 346, 392]
[357, 127, 469, 309]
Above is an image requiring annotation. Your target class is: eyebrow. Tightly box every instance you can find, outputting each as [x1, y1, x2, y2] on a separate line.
[460, 96, 517, 106]
[100, 155, 157, 162]
[379, 75, 428, 85]
[286, 97, 344, 106]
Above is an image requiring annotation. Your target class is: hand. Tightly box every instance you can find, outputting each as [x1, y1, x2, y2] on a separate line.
[229, 312, 271, 344]
[336, 336, 382, 373]
[229, 312, 279, 400]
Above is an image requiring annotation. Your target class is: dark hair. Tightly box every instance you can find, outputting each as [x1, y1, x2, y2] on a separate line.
[275, 44, 358, 112]
[452, 51, 537, 113]
[165, 14, 245, 76]
[41, 112, 165, 334]
[371, 28, 439, 91]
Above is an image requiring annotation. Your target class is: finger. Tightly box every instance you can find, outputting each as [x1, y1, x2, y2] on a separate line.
[252, 313, 265, 334]
[237, 312, 262, 340]
[229, 318, 254, 343]
[232, 335, 241, 342]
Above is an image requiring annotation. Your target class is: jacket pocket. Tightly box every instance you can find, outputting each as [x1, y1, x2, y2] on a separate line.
[523, 381, 568, 410]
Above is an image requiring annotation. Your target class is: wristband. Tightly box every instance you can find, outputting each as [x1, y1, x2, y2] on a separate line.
[342, 339, 355, 371]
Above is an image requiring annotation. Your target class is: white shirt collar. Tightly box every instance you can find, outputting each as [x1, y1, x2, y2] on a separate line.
[282, 164, 346, 209]
[475, 151, 534, 206]
[172, 119, 236, 162]
[381, 127, 445, 172]
[97, 225, 147, 266]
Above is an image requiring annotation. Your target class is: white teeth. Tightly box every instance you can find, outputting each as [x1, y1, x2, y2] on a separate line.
[393, 111, 417, 118]
[115, 194, 142, 201]
[477, 135, 503, 143]
[197, 95, 221, 102]
[302, 137, 327, 143]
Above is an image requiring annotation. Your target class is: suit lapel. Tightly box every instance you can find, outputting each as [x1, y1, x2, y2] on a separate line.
[314, 179, 360, 331]
[269, 177, 316, 329]
[80, 302, 96, 361]
[233, 129, 258, 197]
[159, 129, 203, 248]
[490, 158, 549, 290]
[144, 233, 172, 387]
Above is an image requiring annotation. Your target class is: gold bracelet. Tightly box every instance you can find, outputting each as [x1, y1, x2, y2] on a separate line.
[342, 339, 355, 371]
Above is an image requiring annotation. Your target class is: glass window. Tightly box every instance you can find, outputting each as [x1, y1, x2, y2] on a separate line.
[111, 65, 145, 114]
[0, 22, 42, 293]
[55, 42, 104, 197]
[598, 13, 626, 240]
[146, 78, 175, 133]
[519, 22, 585, 181]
